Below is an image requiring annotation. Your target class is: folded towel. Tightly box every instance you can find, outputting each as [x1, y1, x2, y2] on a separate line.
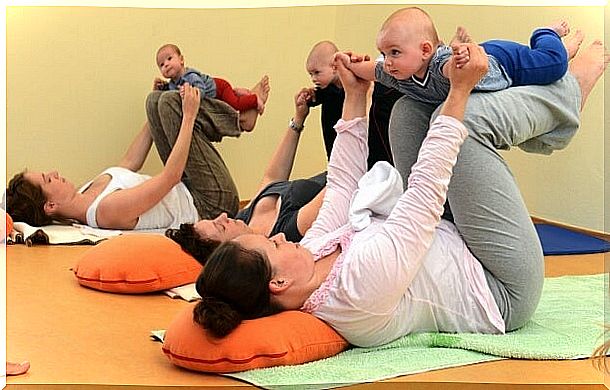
[226, 274, 606, 389]
[349, 161, 403, 231]
[164, 283, 200, 302]
[9, 222, 122, 246]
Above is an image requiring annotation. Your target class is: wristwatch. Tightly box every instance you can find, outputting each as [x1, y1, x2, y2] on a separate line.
[289, 118, 304, 133]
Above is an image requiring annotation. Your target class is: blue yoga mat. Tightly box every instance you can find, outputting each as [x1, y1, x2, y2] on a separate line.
[535, 223, 610, 255]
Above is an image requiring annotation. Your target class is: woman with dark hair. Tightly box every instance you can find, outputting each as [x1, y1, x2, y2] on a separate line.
[6, 84, 241, 230]
[165, 87, 327, 264]
[193, 41, 607, 346]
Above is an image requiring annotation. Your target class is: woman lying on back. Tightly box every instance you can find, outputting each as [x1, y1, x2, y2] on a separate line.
[192, 40, 607, 347]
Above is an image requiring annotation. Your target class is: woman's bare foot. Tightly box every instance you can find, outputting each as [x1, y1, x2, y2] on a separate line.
[449, 26, 473, 46]
[568, 40, 609, 109]
[251, 75, 270, 114]
[563, 29, 584, 60]
[547, 19, 570, 37]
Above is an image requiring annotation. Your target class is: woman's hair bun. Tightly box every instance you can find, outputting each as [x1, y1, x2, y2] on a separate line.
[193, 295, 242, 338]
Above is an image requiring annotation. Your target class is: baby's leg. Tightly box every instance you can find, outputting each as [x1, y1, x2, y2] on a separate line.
[541, 20, 583, 60]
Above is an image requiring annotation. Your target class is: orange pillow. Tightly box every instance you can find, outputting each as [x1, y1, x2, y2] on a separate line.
[2, 210, 12, 242]
[162, 304, 349, 373]
[73, 234, 202, 293]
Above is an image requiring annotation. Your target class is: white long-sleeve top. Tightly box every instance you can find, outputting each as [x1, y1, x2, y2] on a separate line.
[300, 116, 504, 348]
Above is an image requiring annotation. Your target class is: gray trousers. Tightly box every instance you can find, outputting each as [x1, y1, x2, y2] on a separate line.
[146, 91, 240, 219]
[389, 74, 581, 331]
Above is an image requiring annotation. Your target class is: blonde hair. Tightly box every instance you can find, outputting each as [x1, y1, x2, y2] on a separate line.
[380, 7, 440, 46]
[156, 43, 182, 58]
[306, 40, 339, 66]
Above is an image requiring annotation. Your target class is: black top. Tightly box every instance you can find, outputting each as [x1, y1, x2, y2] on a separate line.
[236, 172, 327, 242]
[308, 82, 404, 169]
[308, 84, 345, 160]
[367, 82, 404, 168]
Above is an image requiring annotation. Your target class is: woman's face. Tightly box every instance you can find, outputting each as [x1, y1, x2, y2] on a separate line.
[23, 170, 76, 205]
[234, 232, 314, 284]
[193, 212, 252, 242]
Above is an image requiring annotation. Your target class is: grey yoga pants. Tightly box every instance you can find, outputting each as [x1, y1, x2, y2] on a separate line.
[389, 74, 581, 331]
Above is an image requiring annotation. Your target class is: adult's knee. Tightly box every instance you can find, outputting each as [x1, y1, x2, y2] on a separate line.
[157, 91, 183, 117]
[146, 91, 163, 113]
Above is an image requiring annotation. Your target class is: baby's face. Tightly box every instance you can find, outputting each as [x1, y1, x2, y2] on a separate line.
[156, 47, 184, 80]
[306, 58, 337, 89]
[376, 23, 425, 80]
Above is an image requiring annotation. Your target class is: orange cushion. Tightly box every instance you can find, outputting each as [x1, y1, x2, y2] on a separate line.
[163, 304, 349, 373]
[2, 210, 12, 242]
[73, 234, 202, 293]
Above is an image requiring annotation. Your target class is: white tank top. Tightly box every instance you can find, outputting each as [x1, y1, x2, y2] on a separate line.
[79, 167, 199, 230]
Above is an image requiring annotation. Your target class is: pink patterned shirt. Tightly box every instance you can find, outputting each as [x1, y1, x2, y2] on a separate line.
[300, 116, 504, 348]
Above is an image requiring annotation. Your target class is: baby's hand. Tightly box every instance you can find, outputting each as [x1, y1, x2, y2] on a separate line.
[153, 77, 168, 91]
[294, 87, 314, 126]
[343, 51, 371, 63]
[334, 52, 352, 68]
[451, 44, 470, 69]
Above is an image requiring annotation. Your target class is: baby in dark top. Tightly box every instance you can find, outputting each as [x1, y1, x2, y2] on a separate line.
[305, 40, 403, 167]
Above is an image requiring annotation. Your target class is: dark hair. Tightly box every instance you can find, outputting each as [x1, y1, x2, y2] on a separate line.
[5, 172, 54, 226]
[165, 223, 220, 266]
[193, 241, 282, 338]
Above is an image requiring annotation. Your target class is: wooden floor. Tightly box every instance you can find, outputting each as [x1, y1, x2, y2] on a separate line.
[5, 244, 609, 389]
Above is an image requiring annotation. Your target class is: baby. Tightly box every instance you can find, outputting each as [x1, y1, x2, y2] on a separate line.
[339, 7, 584, 105]
[154, 44, 270, 129]
[305, 41, 345, 160]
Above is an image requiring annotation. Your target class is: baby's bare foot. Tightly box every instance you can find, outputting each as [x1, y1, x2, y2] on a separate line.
[256, 95, 265, 115]
[563, 29, 584, 60]
[252, 75, 270, 104]
[547, 19, 570, 37]
[449, 26, 473, 46]
[568, 40, 609, 109]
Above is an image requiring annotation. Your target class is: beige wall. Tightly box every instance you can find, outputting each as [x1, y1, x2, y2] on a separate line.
[6, 4, 605, 231]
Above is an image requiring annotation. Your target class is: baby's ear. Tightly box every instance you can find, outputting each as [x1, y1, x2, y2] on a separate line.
[420, 40, 435, 59]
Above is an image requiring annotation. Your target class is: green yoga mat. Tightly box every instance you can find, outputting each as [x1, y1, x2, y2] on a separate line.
[227, 274, 607, 389]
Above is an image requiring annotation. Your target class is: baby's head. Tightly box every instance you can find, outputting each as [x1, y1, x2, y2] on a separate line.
[156, 43, 185, 81]
[306, 40, 340, 89]
[376, 7, 440, 80]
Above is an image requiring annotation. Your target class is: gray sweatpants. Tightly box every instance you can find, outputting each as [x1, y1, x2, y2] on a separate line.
[389, 74, 581, 331]
[146, 91, 240, 219]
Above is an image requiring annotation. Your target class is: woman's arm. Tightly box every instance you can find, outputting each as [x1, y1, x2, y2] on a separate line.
[347, 44, 490, 307]
[97, 84, 200, 228]
[117, 121, 154, 172]
[302, 58, 371, 241]
[255, 88, 314, 191]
